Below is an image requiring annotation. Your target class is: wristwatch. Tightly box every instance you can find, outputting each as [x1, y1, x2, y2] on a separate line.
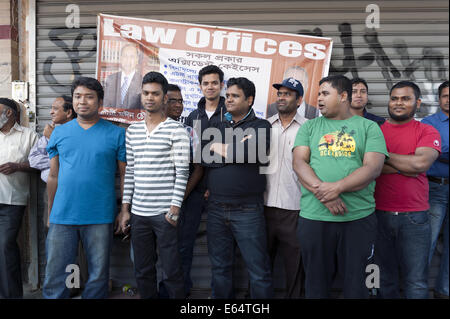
[167, 211, 179, 222]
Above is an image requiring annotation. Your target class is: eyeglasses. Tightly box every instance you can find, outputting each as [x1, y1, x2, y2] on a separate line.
[168, 98, 184, 104]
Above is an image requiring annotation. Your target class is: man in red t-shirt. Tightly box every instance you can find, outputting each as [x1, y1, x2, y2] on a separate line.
[374, 81, 441, 299]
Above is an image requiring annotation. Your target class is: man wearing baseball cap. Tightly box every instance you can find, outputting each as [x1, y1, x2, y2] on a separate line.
[264, 77, 307, 298]
[266, 66, 319, 119]
[272, 77, 304, 97]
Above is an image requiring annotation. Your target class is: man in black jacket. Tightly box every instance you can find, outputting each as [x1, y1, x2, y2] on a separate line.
[350, 77, 385, 126]
[180, 65, 226, 296]
[185, 65, 226, 133]
[204, 77, 274, 299]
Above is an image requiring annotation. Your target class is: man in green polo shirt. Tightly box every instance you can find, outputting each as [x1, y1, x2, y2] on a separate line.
[292, 75, 388, 298]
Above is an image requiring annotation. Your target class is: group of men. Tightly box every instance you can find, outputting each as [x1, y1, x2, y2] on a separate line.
[0, 61, 448, 299]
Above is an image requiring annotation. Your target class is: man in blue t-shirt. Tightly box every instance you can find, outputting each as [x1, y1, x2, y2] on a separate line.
[43, 77, 126, 299]
[422, 80, 449, 299]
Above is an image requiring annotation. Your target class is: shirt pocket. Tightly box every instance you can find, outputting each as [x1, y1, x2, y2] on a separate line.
[7, 144, 26, 163]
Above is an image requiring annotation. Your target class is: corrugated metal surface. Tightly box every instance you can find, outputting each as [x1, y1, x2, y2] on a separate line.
[35, 0, 449, 129]
[35, 0, 449, 296]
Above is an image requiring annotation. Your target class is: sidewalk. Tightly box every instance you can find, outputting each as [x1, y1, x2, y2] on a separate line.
[23, 283, 442, 299]
[23, 283, 141, 299]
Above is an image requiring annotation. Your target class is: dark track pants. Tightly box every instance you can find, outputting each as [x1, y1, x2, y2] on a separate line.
[297, 213, 377, 299]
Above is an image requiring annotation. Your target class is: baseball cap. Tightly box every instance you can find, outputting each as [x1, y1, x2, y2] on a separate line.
[273, 77, 304, 97]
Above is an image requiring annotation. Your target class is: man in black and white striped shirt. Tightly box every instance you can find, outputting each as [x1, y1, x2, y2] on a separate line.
[116, 72, 190, 299]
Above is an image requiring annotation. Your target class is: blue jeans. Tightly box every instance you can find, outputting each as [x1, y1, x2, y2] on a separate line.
[207, 200, 273, 299]
[428, 181, 449, 296]
[43, 223, 113, 299]
[178, 189, 207, 295]
[374, 210, 431, 299]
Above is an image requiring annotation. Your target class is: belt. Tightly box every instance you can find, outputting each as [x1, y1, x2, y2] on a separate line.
[383, 211, 401, 215]
[428, 176, 449, 185]
[379, 211, 425, 216]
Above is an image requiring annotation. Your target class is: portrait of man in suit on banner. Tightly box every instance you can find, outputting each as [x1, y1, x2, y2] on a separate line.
[103, 43, 143, 110]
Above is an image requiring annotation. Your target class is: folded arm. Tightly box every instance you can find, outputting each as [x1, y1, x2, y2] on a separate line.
[292, 145, 347, 215]
[385, 147, 439, 175]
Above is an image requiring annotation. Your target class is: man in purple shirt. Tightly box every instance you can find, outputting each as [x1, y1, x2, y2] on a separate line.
[28, 96, 76, 183]
[29, 96, 76, 231]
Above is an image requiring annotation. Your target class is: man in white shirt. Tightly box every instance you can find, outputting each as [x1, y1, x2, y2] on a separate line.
[0, 98, 38, 298]
[264, 78, 307, 298]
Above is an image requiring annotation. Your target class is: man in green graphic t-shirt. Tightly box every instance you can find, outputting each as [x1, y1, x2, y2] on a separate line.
[292, 75, 388, 299]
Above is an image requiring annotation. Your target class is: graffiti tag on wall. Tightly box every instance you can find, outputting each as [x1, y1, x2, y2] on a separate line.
[43, 22, 448, 109]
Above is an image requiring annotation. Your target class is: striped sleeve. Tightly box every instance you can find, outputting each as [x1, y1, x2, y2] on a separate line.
[122, 126, 136, 204]
[170, 125, 190, 207]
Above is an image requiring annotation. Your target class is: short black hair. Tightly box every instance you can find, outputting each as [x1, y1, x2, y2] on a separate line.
[351, 78, 369, 91]
[319, 75, 352, 102]
[438, 81, 449, 98]
[390, 81, 421, 100]
[198, 65, 224, 84]
[57, 95, 77, 118]
[227, 77, 256, 107]
[0, 97, 18, 116]
[142, 72, 169, 94]
[167, 84, 181, 93]
[71, 77, 104, 101]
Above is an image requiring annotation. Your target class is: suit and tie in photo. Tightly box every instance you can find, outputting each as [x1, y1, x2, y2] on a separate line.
[103, 44, 143, 110]
[103, 71, 143, 110]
